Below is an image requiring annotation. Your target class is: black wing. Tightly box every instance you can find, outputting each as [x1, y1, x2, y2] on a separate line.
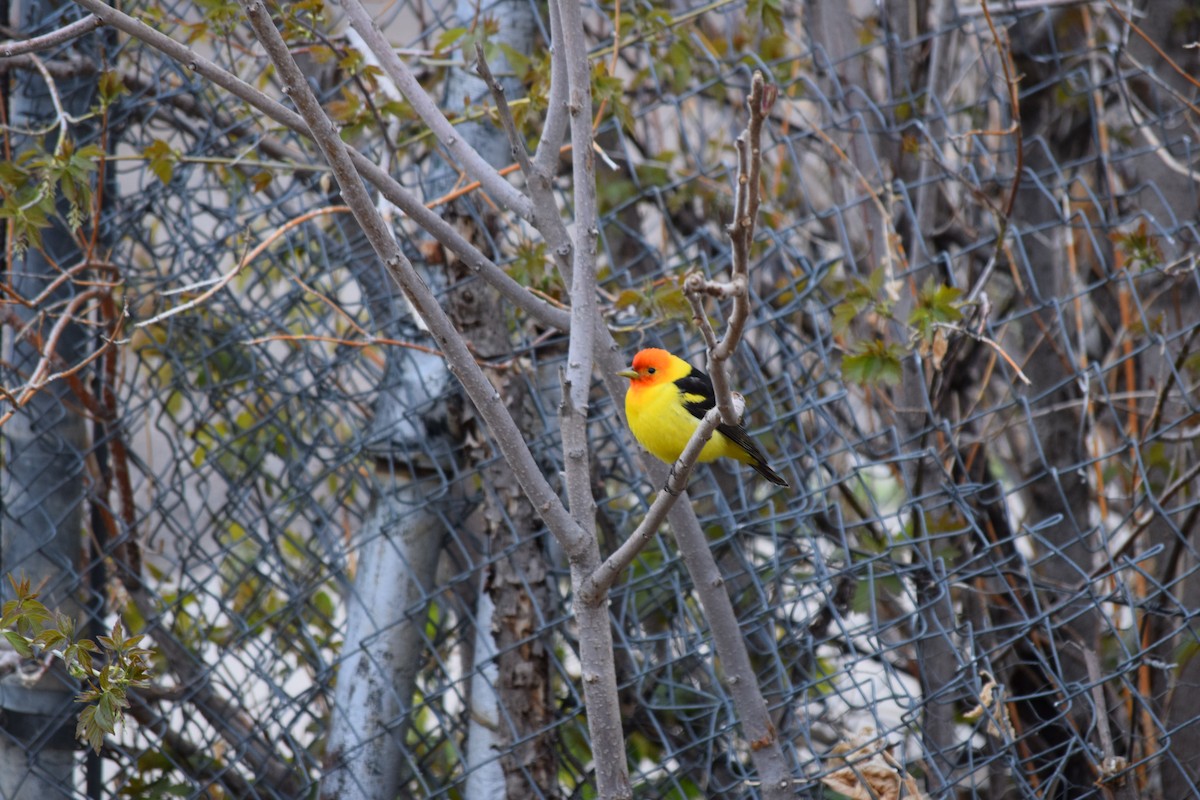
[677, 365, 789, 487]
[678, 365, 761, 457]
[676, 367, 715, 421]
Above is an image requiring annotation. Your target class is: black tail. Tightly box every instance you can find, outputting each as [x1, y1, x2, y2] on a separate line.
[750, 459, 789, 488]
[717, 421, 789, 488]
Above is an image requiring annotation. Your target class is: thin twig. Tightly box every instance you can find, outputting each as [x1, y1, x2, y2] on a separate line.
[1074, 642, 1128, 779]
[933, 321, 1031, 385]
[0, 13, 101, 57]
[134, 238, 252, 329]
[1142, 325, 1200, 439]
[0, 290, 123, 428]
[289, 274, 371, 339]
[137, 206, 350, 329]
[244, 333, 442, 358]
[5, 258, 118, 309]
[1106, 0, 1200, 99]
[980, 0, 1023, 220]
[473, 43, 535, 184]
[24, 53, 73, 152]
[961, 0, 1108, 17]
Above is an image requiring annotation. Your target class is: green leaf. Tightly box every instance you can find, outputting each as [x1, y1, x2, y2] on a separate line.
[98, 664, 114, 692]
[98, 71, 128, 108]
[497, 43, 532, 75]
[33, 627, 65, 650]
[0, 192, 49, 254]
[311, 589, 334, 621]
[909, 277, 964, 339]
[1110, 219, 1164, 271]
[77, 704, 105, 753]
[651, 281, 691, 320]
[851, 574, 905, 614]
[143, 139, 176, 185]
[842, 340, 904, 386]
[194, 0, 240, 33]
[831, 267, 891, 334]
[434, 26, 468, 54]
[2, 631, 32, 657]
[93, 688, 120, 736]
[747, 0, 784, 36]
[831, 298, 861, 334]
[665, 39, 693, 95]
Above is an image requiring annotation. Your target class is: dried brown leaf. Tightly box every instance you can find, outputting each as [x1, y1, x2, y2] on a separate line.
[819, 728, 928, 800]
[963, 670, 1016, 740]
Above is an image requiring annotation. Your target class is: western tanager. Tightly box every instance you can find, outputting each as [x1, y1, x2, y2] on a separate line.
[618, 348, 789, 487]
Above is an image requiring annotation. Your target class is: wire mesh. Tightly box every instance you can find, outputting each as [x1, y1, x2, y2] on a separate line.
[2, 0, 1200, 797]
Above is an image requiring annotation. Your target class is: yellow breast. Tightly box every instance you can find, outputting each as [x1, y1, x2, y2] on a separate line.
[624, 380, 733, 465]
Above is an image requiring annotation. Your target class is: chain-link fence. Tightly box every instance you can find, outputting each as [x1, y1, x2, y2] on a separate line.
[3, 0, 1200, 797]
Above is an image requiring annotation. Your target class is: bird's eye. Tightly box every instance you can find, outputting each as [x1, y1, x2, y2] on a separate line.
[647, 367, 656, 374]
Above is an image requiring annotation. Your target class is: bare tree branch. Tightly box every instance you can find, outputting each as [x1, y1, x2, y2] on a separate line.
[578, 399, 740, 606]
[664, 493, 794, 799]
[235, 0, 586, 553]
[550, 0, 633, 795]
[0, 12, 99, 57]
[684, 72, 776, 427]
[557, 0, 600, 506]
[70, 0, 570, 332]
[533, 0, 569, 178]
[473, 43, 535, 185]
[338, 0, 533, 221]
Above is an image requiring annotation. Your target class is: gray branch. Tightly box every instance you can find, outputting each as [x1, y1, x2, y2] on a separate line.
[553, 0, 632, 795]
[0, 13, 99, 57]
[665, 495, 793, 798]
[557, 0, 600, 516]
[532, 0, 570, 178]
[473, 44, 535, 185]
[522, 0, 576, 282]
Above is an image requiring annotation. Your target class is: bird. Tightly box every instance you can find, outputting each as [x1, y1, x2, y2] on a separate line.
[618, 348, 789, 487]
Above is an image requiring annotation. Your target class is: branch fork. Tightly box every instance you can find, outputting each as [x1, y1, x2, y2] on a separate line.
[682, 70, 775, 428]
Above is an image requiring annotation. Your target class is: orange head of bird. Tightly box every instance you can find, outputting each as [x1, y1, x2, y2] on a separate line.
[617, 348, 674, 386]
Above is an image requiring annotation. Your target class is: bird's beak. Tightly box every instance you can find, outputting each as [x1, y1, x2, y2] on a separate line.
[617, 369, 638, 380]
